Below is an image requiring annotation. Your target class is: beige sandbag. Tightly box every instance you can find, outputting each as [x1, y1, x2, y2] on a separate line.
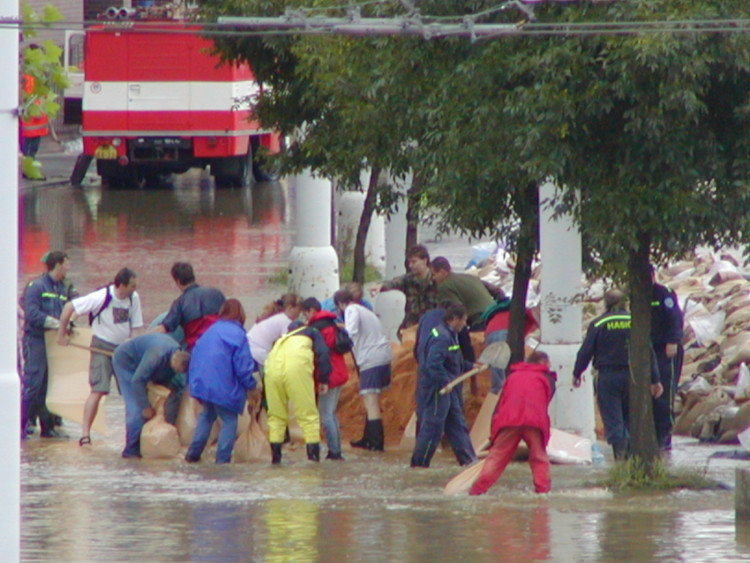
[719, 400, 750, 444]
[176, 391, 202, 446]
[673, 388, 732, 436]
[141, 384, 181, 459]
[725, 307, 750, 327]
[233, 402, 271, 463]
[45, 327, 107, 434]
[670, 276, 703, 294]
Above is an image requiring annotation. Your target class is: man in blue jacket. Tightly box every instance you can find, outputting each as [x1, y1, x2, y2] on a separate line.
[113, 333, 190, 458]
[21, 251, 76, 439]
[410, 303, 477, 468]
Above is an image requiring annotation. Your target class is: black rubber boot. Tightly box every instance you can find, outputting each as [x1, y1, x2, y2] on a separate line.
[350, 420, 372, 450]
[306, 443, 320, 462]
[368, 419, 384, 452]
[326, 451, 345, 461]
[271, 443, 283, 465]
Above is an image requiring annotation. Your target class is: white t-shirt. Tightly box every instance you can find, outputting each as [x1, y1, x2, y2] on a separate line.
[247, 311, 295, 365]
[344, 303, 393, 371]
[72, 286, 144, 345]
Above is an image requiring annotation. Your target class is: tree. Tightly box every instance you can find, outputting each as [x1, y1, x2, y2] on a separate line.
[20, 2, 69, 179]
[503, 0, 750, 468]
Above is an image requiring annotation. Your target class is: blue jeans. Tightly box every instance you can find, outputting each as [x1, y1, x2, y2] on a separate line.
[318, 386, 342, 455]
[485, 329, 508, 394]
[113, 360, 149, 457]
[187, 401, 239, 464]
[187, 401, 238, 464]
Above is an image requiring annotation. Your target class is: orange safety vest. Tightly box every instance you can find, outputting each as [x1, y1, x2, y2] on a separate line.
[21, 74, 49, 138]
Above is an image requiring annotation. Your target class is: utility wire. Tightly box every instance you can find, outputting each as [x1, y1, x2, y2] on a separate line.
[7, 17, 750, 38]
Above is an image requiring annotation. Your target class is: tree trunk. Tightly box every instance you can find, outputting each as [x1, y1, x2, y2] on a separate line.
[352, 166, 381, 284]
[628, 232, 659, 469]
[507, 182, 539, 364]
[405, 172, 422, 251]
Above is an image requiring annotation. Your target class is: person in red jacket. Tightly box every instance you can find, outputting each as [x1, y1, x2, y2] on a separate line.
[469, 350, 556, 495]
[302, 297, 351, 460]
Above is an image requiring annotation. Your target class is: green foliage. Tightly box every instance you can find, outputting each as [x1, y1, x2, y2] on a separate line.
[20, 2, 69, 121]
[604, 456, 720, 492]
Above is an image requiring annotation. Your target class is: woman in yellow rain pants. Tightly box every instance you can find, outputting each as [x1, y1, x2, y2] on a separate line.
[264, 324, 331, 463]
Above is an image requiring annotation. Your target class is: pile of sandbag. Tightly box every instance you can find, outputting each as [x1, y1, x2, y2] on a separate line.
[653, 251, 750, 444]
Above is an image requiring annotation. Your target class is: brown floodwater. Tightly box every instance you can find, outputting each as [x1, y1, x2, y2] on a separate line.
[19, 173, 750, 562]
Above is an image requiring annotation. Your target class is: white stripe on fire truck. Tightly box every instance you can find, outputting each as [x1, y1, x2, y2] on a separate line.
[82, 81, 261, 112]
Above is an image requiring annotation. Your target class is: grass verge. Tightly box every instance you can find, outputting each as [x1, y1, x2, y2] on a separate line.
[602, 457, 723, 491]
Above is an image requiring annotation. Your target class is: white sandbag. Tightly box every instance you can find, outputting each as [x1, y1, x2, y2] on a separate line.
[737, 363, 750, 400]
[547, 428, 592, 465]
[688, 311, 726, 347]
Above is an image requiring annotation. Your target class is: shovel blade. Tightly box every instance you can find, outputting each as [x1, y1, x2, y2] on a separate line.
[478, 341, 511, 370]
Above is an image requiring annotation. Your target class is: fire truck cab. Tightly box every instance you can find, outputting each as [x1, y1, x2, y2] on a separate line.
[65, 5, 279, 187]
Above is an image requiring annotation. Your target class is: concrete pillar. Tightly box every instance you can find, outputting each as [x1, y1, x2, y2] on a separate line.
[1, 0, 21, 558]
[539, 181, 594, 441]
[334, 171, 386, 274]
[288, 171, 340, 300]
[383, 170, 410, 279]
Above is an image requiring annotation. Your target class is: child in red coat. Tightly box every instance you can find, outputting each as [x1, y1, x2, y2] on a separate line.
[469, 350, 556, 495]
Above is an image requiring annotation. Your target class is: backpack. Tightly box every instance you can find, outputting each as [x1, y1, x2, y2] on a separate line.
[310, 317, 354, 354]
[89, 284, 132, 325]
[333, 326, 354, 354]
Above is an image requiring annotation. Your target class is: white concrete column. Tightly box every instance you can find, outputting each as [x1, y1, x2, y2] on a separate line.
[383, 170, 410, 279]
[539, 181, 594, 441]
[1, 0, 21, 558]
[288, 170, 340, 300]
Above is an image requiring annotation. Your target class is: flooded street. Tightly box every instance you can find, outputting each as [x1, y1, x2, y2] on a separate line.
[19, 171, 750, 561]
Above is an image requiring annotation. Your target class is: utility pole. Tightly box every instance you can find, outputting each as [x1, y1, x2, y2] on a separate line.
[0, 0, 21, 558]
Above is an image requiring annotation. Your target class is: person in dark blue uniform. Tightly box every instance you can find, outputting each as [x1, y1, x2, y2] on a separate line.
[410, 303, 477, 468]
[650, 267, 684, 450]
[21, 251, 76, 439]
[573, 289, 663, 460]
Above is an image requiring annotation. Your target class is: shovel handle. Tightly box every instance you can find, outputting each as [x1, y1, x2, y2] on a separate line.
[68, 341, 115, 357]
[439, 364, 487, 395]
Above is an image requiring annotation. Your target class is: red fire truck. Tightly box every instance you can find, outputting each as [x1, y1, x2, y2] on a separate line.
[65, 6, 279, 187]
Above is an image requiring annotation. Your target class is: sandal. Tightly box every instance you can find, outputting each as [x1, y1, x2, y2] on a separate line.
[79, 436, 91, 446]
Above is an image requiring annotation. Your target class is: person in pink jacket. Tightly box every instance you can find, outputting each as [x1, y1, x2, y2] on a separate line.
[469, 350, 557, 495]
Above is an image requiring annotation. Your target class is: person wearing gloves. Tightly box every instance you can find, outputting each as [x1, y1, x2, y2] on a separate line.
[21, 251, 77, 439]
[469, 350, 556, 495]
[185, 299, 261, 464]
[264, 321, 331, 464]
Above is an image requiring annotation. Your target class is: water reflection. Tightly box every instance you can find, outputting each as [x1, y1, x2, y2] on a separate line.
[18, 175, 750, 562]
[20, 178, 293, 322]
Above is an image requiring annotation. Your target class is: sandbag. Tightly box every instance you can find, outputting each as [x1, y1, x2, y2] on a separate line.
[176, 391, 202, 446]
[233, 404, 271, 463]
[724, 306, 750, 327]
[673, 387, 732, 436]
[141, 384, 181, 459]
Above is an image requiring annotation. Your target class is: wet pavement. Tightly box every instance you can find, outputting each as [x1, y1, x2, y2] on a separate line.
[18, 149, 750, 562]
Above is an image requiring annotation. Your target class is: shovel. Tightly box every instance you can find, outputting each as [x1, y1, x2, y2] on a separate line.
[438, 341, 510, 396]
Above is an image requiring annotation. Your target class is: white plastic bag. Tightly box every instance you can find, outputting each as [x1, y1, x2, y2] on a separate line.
[737, 363, 750, 400]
